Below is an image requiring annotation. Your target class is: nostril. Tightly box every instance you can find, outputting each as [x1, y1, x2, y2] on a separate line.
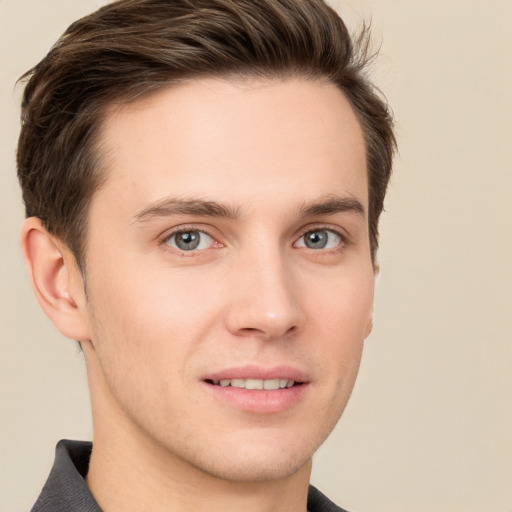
[237, 324, 298, 340]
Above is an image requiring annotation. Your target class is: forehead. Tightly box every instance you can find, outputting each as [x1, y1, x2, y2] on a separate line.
[93, 77, 367, 216]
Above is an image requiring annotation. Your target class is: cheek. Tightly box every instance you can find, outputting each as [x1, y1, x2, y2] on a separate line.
[84, 264, 220, 426]
[305, 267, 373, 395]
[307, 266, 374, 341]
[85, 259, 225, 371]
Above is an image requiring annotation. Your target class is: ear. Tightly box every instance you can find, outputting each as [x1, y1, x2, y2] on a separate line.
[364, 270, 377, 340]
[364, 316, 373, 339]
[20, 217, 90, 341]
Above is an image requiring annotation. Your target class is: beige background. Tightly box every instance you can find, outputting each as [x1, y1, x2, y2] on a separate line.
[1, 1, 511, 511]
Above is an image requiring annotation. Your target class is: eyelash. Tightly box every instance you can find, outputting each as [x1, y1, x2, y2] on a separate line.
[160, 225, 348, 255]
[161, 227, 219, 254]
[294, 226, 348, 253]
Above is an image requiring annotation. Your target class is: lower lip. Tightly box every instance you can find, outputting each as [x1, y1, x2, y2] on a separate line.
[203, 382, 309, 414]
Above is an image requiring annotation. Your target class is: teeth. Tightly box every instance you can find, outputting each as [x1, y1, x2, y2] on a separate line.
[212, 378, 296, 390]
[263, 379, 280, 390]
[245, 379, 263, 390]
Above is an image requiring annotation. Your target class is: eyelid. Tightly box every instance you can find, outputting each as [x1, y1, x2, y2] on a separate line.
[157, 222, 349, 252]
[295, 223, 349, 241]
[293, 225, 349, 250]
[159, 225, 222, 253]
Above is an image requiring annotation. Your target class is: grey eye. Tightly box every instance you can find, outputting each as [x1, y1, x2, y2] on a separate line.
[297, 229, 341, 250]
[166, 230, 212, 251]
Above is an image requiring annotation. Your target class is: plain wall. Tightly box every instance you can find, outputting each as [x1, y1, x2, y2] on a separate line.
[1, 1, 511, 511]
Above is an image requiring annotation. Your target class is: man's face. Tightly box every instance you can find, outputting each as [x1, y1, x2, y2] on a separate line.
[81, 77, 373, 481]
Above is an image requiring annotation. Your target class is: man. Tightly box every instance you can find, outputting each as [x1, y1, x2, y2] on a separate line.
[17, 0, 395, 511]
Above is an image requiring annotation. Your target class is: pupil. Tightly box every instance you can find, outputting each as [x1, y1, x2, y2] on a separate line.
[176, 231, 200, 250]
[306, 230, 327, 249]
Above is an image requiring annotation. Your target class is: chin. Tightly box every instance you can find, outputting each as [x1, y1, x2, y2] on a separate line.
[194, 449, 311, 483]
[173, 428, 326, 483]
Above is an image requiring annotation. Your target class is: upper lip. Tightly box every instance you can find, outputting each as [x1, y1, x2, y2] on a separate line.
[202, 364, 310, 383]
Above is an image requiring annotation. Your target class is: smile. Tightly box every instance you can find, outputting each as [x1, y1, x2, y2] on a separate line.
[206, 378, 298, 390]
[202, 365, 309, 412]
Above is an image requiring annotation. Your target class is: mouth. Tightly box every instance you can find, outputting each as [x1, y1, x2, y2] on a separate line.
[204, 378, 303, 390]
[202, 366, 309, 413]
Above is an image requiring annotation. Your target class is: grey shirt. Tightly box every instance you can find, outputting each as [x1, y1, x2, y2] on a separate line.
[31, 440, 349, 512]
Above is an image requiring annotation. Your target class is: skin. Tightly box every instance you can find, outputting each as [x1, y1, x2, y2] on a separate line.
[22, 77, 374, 512]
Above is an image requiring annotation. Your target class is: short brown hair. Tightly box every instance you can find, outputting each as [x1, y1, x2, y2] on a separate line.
[17, 0, 395, 268]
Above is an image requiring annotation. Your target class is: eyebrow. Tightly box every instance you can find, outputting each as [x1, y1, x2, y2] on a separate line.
[133, 197, 240, 223]
[299, 195, 366, 219]
[133, 194, 366, 224]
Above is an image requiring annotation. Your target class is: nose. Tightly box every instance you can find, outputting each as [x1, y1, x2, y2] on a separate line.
[224, 246, 304, 341]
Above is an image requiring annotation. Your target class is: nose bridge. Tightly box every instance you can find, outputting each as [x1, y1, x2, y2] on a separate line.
[225, 237, 303, 339]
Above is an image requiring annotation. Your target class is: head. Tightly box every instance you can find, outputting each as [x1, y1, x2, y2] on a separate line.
[17, 0, 395, 487]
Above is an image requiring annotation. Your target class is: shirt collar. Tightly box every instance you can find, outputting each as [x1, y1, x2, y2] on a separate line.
[31, 439, 102, 512]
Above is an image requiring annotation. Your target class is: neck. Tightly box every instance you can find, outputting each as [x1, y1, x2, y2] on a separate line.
[83, 343, 312, 512]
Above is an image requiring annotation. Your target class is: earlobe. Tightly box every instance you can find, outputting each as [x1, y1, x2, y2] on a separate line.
[21, 217, 90, 341]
